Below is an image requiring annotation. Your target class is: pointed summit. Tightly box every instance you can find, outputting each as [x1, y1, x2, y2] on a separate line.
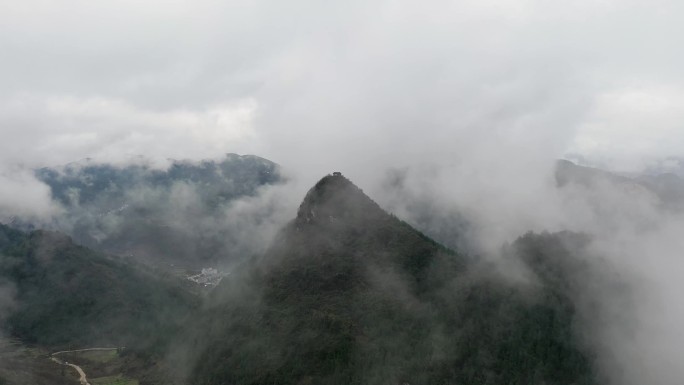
[295, 172, 386, 228]
[275, 172, 459, 288]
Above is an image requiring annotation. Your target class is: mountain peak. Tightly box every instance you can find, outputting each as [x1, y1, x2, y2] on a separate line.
[191, 172, 596, 385]
[295, 172, 384, 226]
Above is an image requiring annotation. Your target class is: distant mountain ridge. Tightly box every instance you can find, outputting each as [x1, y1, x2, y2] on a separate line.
[30, 153, 283, 268]
[37, 154, 278, 207]
[556, 159, 684, 211]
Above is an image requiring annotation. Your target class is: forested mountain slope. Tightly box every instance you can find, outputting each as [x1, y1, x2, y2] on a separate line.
[0, 224, 195, 352]
[187, 173, 600, 385]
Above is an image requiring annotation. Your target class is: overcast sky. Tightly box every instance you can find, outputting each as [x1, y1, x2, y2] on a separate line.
[1, 0, 683, 178]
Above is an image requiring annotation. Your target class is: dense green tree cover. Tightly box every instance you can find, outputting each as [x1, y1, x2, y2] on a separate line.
[187, 174, 599, 385]
[0, 225, 196, 353]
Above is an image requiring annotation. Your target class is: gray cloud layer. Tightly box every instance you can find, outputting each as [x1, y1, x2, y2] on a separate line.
[0, 0, 683, 171]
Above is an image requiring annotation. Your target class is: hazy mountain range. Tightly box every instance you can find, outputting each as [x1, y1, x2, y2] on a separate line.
[0, 157, 681, 384]
[23, 154, 282, 269]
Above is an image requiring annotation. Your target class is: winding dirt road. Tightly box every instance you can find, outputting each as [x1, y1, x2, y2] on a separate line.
[50, 356, 90, 385]
[50, 348, 120, 385]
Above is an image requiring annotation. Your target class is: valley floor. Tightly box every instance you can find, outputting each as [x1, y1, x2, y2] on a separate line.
[49, 348, 138, 385]
[0, 341, 138, 385]
[51, 348, 124, 385]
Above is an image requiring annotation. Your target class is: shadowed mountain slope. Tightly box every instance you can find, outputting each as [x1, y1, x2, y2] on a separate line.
[187, 173, 598, 385]
[0, 224, 195, 353]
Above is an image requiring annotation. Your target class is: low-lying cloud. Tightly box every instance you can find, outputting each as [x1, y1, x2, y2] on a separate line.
[0, 167, 62, 222]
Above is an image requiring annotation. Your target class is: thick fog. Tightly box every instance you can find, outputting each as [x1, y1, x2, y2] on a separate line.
[2, 0, 684, 384]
